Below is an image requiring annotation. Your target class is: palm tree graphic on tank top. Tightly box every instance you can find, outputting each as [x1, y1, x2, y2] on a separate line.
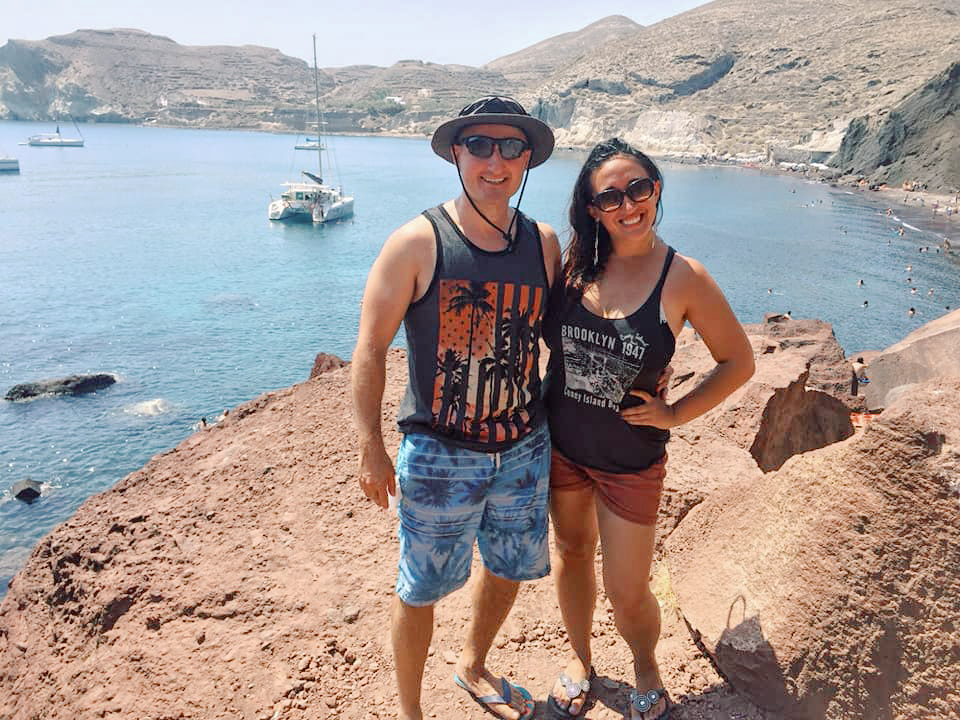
[433, 279, 544, 443]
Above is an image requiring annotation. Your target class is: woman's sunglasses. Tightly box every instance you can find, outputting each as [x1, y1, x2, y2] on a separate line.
[456, 135, 530, 161]
[592, 177, 656, 212]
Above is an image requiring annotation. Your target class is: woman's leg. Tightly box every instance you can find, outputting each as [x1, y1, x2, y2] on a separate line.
[549, 485, 599, 714]
[595, 499, 667, 720]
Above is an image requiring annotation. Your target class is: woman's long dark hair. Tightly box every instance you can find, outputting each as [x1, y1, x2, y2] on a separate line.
[563, 137, 664, 290]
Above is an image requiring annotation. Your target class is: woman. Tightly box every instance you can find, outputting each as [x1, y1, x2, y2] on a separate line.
[543, 138, 755, 720]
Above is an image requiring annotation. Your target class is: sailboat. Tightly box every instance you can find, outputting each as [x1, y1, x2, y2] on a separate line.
[294, 136, 324, 151]
[268, 35, 353, 224]
[26, 118, 84, 147]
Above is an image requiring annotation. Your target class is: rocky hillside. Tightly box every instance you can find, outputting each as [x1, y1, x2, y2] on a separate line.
[529, 0, 960, 165]
[0, 29, 323, 128]
[485, 15, 642, 87]
[831, 60, 960, 192]
[0, 29, 516, 133]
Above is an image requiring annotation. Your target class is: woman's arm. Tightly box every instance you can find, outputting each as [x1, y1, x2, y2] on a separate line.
[620, 255, 754, 429]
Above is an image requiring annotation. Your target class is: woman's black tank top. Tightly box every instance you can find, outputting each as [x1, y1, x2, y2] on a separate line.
[545, 246, 676, 472]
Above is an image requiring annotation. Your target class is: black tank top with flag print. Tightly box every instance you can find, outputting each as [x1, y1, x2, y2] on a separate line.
[396, 205, 550, 452]
[544, 246, 676, 473]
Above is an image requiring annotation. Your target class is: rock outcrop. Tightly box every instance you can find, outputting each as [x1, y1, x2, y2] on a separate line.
[309, 352, 348, 379]
[666, 378, 960, 719]
[862, 308, 960, 412]
[671, 317, 857, 472]
[10, 479, 42, 504]
[832, 61, 960, 192]
[4, 373, 117, 401]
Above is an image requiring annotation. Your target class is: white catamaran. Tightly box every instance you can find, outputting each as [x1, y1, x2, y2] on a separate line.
[268, 35, 353, 224]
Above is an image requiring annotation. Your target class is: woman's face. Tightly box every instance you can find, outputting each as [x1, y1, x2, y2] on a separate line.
[588, 155, 661, 247]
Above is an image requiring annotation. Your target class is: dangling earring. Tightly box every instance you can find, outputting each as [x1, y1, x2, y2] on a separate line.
[593, 221, 600, 267]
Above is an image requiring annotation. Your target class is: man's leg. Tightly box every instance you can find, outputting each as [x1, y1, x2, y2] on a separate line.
[393, 434, 480, 720]
[393, 596, 433, 720]
[453, 427, 550, 718]
[454, 568, 529, 720]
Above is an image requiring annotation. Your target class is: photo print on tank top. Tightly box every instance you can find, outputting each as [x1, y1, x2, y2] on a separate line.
[561, 323, 648, 411]
[431, 279, 545, 444]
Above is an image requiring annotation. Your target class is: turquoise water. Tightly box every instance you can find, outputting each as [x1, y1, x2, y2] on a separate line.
[1, 122, 957, 594]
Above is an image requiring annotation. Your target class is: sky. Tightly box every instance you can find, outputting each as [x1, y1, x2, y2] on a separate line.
[2, 0, 711, 69]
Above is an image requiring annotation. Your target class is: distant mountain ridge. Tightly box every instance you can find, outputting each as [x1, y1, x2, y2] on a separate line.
[1, 1, 959, 190]
[485, 15, 643, 86]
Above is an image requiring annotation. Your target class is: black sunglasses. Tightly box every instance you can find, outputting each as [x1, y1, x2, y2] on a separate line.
[592, 177, 656, 212]
[456, 135, 530, 161]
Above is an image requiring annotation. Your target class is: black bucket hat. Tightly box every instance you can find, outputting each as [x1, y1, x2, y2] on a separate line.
[431, 96, 555, 168]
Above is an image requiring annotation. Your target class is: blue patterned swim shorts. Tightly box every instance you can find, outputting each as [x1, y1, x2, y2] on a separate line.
[394, 424, 551, 606]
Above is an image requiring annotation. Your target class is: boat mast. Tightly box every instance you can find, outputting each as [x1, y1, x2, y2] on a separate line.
[312, 34, 323, 182]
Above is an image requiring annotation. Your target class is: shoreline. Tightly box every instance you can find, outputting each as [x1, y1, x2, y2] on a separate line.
[8, 116, 958, 202]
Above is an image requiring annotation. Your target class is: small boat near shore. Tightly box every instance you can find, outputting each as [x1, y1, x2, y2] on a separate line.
[26, 125, 84, 147]
[0, 156, 20, 173]
[294, 137, 324, 151]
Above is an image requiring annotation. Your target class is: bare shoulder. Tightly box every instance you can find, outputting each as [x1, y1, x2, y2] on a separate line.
[536, 220, 562, 286]
[370, 213, 438, 305]
[385, 213, 435, 258]
[666, 251, 715, 290]
[537, 220, 560, 250]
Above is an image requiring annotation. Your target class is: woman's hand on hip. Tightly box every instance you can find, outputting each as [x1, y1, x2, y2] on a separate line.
[620, 389, 676, 429]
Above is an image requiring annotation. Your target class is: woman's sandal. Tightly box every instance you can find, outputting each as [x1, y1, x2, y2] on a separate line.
[629, 687, 671, 720]
[545, 667, 596, 718]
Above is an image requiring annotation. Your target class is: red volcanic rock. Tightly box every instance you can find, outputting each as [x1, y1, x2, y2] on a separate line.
[309, 352, 348, 378]
[862, 307, 960, 412]
[666, 377, 960, 720]
[752, 314, 861, 409]
[671, 319, 854, 472]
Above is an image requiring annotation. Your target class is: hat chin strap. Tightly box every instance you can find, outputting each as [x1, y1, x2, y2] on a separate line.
[454, 155, 530, 252]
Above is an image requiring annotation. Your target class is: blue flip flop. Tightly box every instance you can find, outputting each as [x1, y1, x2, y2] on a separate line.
[454, 672, 535, 720]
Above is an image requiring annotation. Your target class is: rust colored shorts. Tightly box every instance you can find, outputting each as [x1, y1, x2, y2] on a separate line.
[550, 447, 666, 526]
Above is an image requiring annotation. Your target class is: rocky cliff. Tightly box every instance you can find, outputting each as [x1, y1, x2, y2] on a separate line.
[832, 60, 960, 192]
[2, 314, 957, 720]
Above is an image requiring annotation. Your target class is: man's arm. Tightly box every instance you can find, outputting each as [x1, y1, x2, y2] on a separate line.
[537, 221, 562, 288]
[351, 217, 434, 508]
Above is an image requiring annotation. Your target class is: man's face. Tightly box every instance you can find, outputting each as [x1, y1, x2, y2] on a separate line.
[451, 123, 531, 204]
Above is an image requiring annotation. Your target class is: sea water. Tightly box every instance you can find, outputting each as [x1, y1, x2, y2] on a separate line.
[1, 122, 957, 594]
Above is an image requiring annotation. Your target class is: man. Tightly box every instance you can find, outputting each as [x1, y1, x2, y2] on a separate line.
[351, 96, 560, 720]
